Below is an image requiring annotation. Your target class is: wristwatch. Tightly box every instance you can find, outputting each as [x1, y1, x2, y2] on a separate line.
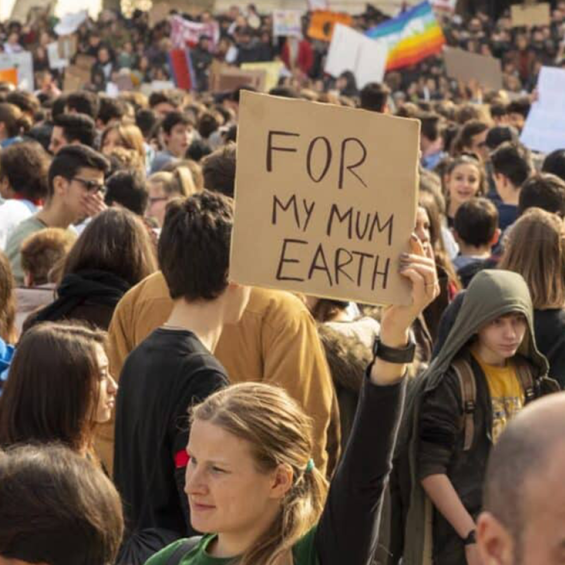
[463, 530, 477, 546]
[372, 336, 416, 364]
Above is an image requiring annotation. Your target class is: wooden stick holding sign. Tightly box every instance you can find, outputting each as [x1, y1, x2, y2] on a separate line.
[230, 91, 421, 306]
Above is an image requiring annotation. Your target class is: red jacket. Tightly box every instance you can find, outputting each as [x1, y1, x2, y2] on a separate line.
[282, 38, 314, 75]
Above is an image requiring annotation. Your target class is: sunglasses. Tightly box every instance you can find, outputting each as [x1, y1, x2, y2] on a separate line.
[72, 176, 106, 195]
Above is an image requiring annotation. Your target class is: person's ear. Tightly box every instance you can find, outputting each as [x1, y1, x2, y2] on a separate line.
[268, 462, 294, 500]
[491, 228, 501, 247]
[477, 511, 515, 565]
[52, 175, 69, 197]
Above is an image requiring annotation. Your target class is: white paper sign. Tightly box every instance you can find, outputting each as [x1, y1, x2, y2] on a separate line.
[521, 67, 565, 154]
[273, 10, 303, 37]
[430, 0, 457, 12]
[325, 24, 387, 89]
[0, 52, 34, 91]
[47, 42, 69, 70]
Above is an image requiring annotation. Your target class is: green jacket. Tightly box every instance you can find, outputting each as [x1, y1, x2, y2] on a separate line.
[391, 270, 553, 565]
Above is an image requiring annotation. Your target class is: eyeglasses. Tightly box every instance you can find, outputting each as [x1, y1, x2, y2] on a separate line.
[72, 176, 106, 195]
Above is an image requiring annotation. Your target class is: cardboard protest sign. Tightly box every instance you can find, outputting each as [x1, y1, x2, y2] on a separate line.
[241, 62, 284, 92]
[58, 35, 78, 61]
[148, 3, 171, 26]
[273, 10, 303, 37]
[521, 66, 565, 153]
[63, 65, 91, 91]
[307, 11, 352, 42]
[0, 52, 34, 91]
[75, 54, 97, 71]
[210, 67, 266, 93]
[511, 3, 550, 27]
[325, 24, 387, 89]
[444, 47, 503, 91]
[230, 91, 421, 306]
[0, 69, 18, 86]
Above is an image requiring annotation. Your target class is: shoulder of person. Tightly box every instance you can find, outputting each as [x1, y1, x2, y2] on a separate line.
[247, 287, 312, 325]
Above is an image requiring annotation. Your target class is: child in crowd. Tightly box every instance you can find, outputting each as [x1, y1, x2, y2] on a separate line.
[490, 141, 532, 230]
[393, 270, 558, 565]
[444, 155, 487, 227]
[452, 198, 500, 287]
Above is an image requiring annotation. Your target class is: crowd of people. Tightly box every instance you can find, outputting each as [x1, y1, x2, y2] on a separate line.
[2, 2, 565, 565]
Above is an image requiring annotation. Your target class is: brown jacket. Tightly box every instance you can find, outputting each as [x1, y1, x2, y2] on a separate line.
[96, 271, 340, 476]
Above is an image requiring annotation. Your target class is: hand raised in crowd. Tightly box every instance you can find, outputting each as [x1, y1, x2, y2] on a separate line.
[371, 233, 439, 386]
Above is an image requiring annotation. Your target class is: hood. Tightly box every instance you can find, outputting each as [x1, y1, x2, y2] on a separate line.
[425, 269, 548, 392]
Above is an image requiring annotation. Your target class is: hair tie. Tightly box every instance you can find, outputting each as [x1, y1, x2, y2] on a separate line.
[305, 458, 315, 473]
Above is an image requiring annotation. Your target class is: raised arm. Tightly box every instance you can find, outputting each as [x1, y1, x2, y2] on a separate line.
[315, 235, 439, 565]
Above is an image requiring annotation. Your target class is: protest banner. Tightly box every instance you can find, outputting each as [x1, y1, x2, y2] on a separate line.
[325, 24, 387, 89]
[0, 52, 34, 91]
[443, 47, 503, 91]
[241, 62, 285, 92]
[210, 66, 266, 92]
[170, 15, 220, 49]
[307, 11, 352, 42]
[230, 91, 421, 306]
[273, 10, 303, 37]
[511, 3, 550, 27]
[0, 69, 18, 87]
[521, 66, 565, 153]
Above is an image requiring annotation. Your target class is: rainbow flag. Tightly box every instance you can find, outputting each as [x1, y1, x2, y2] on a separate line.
[366, 1, 445, 71]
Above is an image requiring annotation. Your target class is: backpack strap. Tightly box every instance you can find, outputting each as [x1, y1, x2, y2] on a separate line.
[452, 357, 477, 452]
[514, 359, 536, 404]
[166, 536, 202, 565]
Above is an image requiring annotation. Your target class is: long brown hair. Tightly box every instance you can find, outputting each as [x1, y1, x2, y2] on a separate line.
[192, 383, 329, 565]
[63, 208, 157, 286]
[101, 123, 146, 166]
[0, 251, 16, 344]
[499, 208, 565, 309]
[0, 323, 106, 452]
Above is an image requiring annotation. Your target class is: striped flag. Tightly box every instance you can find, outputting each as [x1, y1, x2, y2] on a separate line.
[170, 15, 220, 49]
[366, 1, 445, 71]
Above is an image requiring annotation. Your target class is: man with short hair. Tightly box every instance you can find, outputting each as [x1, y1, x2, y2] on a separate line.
[6, 145, 109, 284]
[419, 113, 446, 171]
[49, 114, 97, 154]
[359, 82, 390, 114]
[65, 90, 100, 120]
[518, 173, 565, 218]
[150, 112, 195, 173]
[478, 393, 565, 565]
[105, 170, 148, 216]
[491, 142, 533, 230]
[114, 191, 241, 552]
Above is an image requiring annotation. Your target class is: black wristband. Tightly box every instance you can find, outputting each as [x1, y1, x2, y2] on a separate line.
[463, 530, 476, 546]
[372, 336, 416, 364]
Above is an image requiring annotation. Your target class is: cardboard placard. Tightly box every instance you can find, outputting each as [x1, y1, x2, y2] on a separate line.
[148, 3, 171, 26]
[58, 35, 78, 60]
[63, 65, 91, 91]
[230, 91, 420, 306]
[444, 47, 503, 91]
[325, 24, 387, 89]
[307, 10, 352, 42]
[75, 54, 96, 71]
[0, 68, 18, 86]
[48, 42, 69, 70]
[273, 10, 303, 37]
[511, 3, 550, 27]
[210, 67, 266, 93]
[241, 62, 285, 92]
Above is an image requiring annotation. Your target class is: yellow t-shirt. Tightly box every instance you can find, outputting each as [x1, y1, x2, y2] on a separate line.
[472, 350, 525, 443]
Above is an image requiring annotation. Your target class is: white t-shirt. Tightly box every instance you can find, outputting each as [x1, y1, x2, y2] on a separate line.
[0, 199, 39, 250]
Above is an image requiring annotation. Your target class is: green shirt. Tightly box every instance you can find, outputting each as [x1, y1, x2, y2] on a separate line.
[145, 528, 319, 565]
[5, 216, 46, 285]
